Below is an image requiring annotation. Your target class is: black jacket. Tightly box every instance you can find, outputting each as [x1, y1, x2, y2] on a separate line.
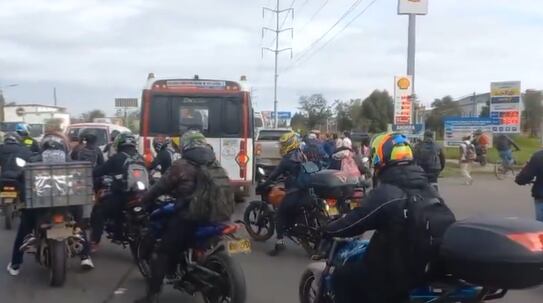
[266, 149, 305, 190]
[93, 146, 141, 190]
[72, 145, 105, 167]
[148, 148, 172, 175]
[326, 164, 431, 298]
[0, 142, 34, 179]
[516, 150, 543, 199]
[413, 138, 446, 172]
[21, 136, 40, 153]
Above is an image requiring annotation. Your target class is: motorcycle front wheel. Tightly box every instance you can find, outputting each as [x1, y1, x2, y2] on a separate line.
[201, 252, 247, 303]
[299, 269, 324, 303]
[243, 202, 275, 242]
[135, 234, 154, 278]
[48, 239, 67, 287]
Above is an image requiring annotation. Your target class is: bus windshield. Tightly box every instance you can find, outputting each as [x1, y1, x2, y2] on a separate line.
[147, 95, 250, 138]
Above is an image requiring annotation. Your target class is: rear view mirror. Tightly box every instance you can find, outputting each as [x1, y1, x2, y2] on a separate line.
[15, 158, 27, 168]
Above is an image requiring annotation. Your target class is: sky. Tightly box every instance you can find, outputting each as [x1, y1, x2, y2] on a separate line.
[0, 0, 542, 116]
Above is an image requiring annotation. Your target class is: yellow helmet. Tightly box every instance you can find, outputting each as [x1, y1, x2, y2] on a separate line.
[279, 131, 300, 156]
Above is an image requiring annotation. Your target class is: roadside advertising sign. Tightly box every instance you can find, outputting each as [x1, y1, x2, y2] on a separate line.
[115, 98, 138, 108]
[490, 81, 521, 133]
[443, 117, 494, 147]
[398, 0, 429, 15]
[394, 75, 413, 125]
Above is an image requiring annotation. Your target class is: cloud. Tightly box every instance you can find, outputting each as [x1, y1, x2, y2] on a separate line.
[0, 0, 541, 116]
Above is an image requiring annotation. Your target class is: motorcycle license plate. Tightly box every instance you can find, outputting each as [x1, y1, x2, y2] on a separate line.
[328, 206, 339, 216]
[47, 227, 73, 240]
[226, 239, 251, 255]
[0, 192, 17, 199]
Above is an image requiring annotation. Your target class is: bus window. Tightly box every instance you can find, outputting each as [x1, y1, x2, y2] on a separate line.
[149, 95, 171, 134]
[223, 98, 241, 135]
[179, 106, 208, 133]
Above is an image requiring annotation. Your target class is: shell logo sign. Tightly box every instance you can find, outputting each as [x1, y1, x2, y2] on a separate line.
[397, 77, 411, 90]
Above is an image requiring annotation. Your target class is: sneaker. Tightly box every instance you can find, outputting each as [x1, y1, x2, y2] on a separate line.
[268, 240, 286, 257]
[6, 263, 20, 276]
[81, 257, 95, 270]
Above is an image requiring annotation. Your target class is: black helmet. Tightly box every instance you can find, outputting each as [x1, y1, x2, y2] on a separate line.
[4, 132, 21, 144]
[114, 132, 137, 150]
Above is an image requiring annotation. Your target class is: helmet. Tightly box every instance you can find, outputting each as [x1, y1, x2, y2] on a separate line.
[474, 129, 483, 136]
[180, 130, 207, 152]
[110, 130, 121, 142]
[15, 123, 29, 136]
[41, 133, 69, 152]
[113, 132, 137, 150]
[4, 132, 21, 144]
[279, 131, 300, 156]
[370, 132, 413, 173]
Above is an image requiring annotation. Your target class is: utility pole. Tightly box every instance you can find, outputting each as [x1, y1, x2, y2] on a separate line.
[53, 87, 58, 106]
[262, 0, 293, 128]
[407, 14, 416, 91]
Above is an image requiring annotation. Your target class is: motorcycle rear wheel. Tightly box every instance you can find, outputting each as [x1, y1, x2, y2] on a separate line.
[48, 239, 67, 287]
[201, 252, 246, 303]
[243, 202, 275, 242]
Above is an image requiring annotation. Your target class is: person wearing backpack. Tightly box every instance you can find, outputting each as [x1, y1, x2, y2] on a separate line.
[256, 131, 307, 256]
[135, 130, 234, 303]
[303, 132, 328, 167]
[73, 133, 104, 167]
[414, 131, 446, 191]
[459, 136, 476, 185]
[90, 132, 144, 249]
[148, 136, 180, 175]
[324, 133, 455, 303]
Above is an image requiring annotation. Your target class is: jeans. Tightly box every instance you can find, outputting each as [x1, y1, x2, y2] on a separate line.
[535, 199, 543, 222]
[499, 149, 513, 167]
[11, 210, 37, 266]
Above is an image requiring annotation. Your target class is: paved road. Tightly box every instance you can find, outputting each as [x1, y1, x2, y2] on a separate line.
[1, 175, 543, 302]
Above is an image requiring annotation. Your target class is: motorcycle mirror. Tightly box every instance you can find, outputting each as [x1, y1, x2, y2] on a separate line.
[15, 157, 27, 168]
[136, 181, 146, 191]
[257, 167, 266, 176]
[362, 157, 369, 163]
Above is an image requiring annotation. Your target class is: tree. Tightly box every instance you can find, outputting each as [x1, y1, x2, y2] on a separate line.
[425, 96, 461, 136]
[352, 90, 394, 133]
[298, 94, 332, 130]
[80, 109, 106, 122]
[335, 100, 354, 132]
[522, 90, 543, 137]
[480, 100, 490, 118]
[290, 112, 308, 133]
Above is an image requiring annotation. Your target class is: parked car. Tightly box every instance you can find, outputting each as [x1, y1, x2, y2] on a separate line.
[65, 123, 131, 154]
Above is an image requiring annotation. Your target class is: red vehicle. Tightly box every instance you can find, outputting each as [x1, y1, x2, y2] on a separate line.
[139, 74, 254, 200]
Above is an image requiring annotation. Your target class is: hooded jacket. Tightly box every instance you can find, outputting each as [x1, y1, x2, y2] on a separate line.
[326, 164, 432, 299]
[142, 146, 216, 207]
[266, 148, 305, 190]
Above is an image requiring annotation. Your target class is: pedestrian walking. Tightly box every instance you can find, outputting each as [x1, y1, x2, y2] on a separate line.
[459, 136, 476, 185]
[414, 130, 446, 191]
[515, 149, 543, 222]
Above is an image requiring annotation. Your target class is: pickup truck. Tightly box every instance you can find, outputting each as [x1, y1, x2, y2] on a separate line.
[255, 128, 293, 167]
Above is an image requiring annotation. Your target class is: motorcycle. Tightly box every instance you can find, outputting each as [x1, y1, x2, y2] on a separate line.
[0, 177, 22, 230]
[98, 176, 148, 259]
[243, 166, 340, 256]
[19, 159, 94, 287]
[299, 237, 507, 303]
[136, 201, 249, 303]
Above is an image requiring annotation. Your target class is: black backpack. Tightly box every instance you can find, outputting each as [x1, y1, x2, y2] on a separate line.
[416, 142, 440, 171]
[403, 187, 456, 283]
[188, 161, 235, 222]
[78, 146, 99, 167]
[121, 152, 150, 192]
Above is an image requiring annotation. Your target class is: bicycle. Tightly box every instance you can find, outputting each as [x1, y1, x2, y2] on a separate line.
[495, 152, 517, 180]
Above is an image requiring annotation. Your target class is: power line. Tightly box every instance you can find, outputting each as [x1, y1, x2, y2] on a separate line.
[299, 0, 329, 32]
[285, 0, 379, 72]
[288, 0, 365, 66]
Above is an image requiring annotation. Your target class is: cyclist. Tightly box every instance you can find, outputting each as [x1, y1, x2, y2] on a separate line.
[257, 131, 306, 256]
[495, 134, 520, 169]
[15, 123, 40, 153]
[324, 133, 448, 303]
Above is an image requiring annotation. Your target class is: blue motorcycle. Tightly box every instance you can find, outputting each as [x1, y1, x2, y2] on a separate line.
[299, 238, 507, 303]
[135, 202, 250, 303]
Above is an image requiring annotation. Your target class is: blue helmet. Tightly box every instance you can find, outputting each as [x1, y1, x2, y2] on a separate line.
[15, 123, 29, 136]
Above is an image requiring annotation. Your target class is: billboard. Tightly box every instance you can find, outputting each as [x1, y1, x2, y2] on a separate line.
[398, 0, 429, 15]
[115, 98, 138, 108]
[490, 81, 521, 133]
[393, 75, 413, 125]
[443, 117, 494, 147]
[261, 111, 291, 128]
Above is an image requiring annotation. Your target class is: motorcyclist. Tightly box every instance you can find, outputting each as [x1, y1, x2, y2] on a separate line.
[148, 136, 178, 175]
[303, 132, 328, 167]
[15, 123, 40, 153]
[324, 132, 440, 303]
[0, 132, 34, 180]
[257, 131, 307, 256]
[7, 132, 94, 276]
[134, 130, 225, 303]
[90, 132, 142, 249]
[103, 130, 120, 159]
[72, 133, 105, 167]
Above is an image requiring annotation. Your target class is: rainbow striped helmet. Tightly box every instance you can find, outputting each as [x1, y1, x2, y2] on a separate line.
[370, 132, 413, 171]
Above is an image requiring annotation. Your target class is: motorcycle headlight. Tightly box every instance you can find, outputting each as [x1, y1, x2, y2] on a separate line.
[258, 167, 266, 176]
